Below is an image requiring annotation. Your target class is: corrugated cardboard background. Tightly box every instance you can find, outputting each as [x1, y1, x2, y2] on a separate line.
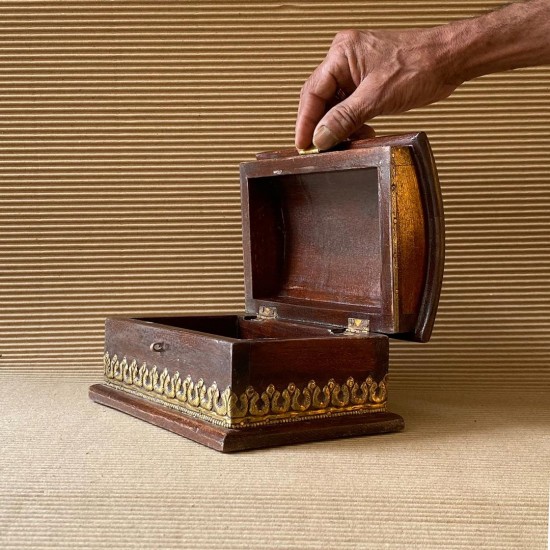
[1, 0, 549, 386]
[1, 5, 549, 549]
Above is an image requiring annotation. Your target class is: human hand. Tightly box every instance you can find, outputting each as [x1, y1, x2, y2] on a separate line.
[295, 28, 460, 150]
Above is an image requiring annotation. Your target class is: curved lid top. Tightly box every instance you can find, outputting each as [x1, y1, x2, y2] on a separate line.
[239, 133, 445, 342]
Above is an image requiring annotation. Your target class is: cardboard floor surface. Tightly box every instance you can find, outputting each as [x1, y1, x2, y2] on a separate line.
[1, 371, 548, 549]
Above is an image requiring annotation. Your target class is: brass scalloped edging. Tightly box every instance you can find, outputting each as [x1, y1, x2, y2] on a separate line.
[103, 351, 387, 429]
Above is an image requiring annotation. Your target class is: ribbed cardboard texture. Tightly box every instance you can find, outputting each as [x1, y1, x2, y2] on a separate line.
[1, 4, 549, 547]
[2, 373, 549, 549]
[1, 1, 549, 386]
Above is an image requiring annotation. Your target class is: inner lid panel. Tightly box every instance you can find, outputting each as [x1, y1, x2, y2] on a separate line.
[247, 167, 382, 313]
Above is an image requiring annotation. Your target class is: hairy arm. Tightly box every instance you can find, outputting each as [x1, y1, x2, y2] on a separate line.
[295, 0, 550, 150]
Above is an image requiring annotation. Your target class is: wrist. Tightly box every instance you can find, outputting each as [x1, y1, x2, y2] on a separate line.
[435, 14, 501, 84]
[414, 25, 466, 86]
[432, 0, 550, 85]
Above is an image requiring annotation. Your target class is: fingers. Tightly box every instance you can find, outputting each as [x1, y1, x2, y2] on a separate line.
[295, 51, 354, 150]
[295, 65, 339, 149]
[312, 79, 376, 150]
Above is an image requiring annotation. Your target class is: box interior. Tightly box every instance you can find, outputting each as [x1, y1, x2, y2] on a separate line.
[138, 316, 343, 340]
[246, 167, 382, 314]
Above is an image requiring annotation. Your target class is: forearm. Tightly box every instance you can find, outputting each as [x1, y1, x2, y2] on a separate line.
[295, 0, 550, 149]
[437, 0, 550, 84]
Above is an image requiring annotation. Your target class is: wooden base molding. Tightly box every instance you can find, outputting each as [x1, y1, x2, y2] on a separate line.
[89, 383, 404, 452]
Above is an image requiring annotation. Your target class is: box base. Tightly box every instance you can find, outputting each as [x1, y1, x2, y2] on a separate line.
[89, 383, 404, 452]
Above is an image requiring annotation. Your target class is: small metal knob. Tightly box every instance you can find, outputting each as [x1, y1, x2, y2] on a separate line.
[150, 341, 167, 352]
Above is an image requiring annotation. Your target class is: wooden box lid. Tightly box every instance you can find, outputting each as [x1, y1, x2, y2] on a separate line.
[239, 132, 444, 342]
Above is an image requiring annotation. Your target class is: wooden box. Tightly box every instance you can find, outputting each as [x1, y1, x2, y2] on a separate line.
[89, 132, 444, 452]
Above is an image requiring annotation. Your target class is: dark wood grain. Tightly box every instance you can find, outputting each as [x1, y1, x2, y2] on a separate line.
[90, 132, 444, 452]
[241, 146, 396, 334]
[104, 317, 236, 388]
[255, 132, 429, 160]
[103, 314, 388, 396]
[237, 317, 336, 339]
[406, 133, 445, 342]
[240, 132, 444, 341]
[237, 334, 388, 391]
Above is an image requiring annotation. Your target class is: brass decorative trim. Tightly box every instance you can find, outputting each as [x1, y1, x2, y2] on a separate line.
[103, 351, 387, 429]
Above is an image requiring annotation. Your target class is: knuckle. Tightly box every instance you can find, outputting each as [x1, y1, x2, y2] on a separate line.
[333, 29, 363, 47]
[318, 62, 334, 80]
[300, 77, 315, 99]
[300, 64, 325, 98]
[333, 102, 362, 131]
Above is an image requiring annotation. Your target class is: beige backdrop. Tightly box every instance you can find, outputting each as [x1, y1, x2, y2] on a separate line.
[1, 0, 549, 387]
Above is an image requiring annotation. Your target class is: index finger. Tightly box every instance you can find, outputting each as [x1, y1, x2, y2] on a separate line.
[295, 62, 340, 150]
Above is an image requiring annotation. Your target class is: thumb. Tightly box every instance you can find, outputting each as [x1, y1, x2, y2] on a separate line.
[312, 84, 374, 150]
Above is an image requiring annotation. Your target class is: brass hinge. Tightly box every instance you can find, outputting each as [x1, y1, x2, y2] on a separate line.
[344, 317, 370, 335]
[257, 305, 277, 320]
[298, 145, 320, 155]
